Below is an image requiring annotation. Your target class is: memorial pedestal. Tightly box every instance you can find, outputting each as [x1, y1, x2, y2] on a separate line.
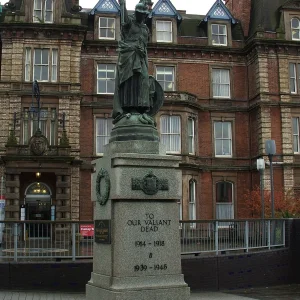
[86, 141, 190, 300]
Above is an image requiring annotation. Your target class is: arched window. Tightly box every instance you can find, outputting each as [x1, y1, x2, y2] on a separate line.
[216, 181, 234, 220]
[291, 18, 300, 40]
[26, 182, 51, 196]
[189, 180, 196, 221]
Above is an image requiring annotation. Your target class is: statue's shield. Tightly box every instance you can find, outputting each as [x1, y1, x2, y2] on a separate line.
[148, 75, 164, 116]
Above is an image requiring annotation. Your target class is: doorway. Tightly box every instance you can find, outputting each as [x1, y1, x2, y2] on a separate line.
[24, 182, 52, 238]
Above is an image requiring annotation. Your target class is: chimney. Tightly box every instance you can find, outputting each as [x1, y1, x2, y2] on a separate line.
[225, 0, 251, 37]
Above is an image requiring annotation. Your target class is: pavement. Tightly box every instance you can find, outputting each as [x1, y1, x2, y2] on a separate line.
[0, 285, 300, 300]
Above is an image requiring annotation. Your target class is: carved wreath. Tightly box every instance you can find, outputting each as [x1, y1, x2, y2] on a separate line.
[95, 168, 111, 205]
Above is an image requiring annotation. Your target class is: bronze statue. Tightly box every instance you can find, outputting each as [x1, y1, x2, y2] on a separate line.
[113, 0, 163, 126]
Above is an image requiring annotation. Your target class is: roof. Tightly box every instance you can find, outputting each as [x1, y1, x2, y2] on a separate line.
[248, 0, 291, 37]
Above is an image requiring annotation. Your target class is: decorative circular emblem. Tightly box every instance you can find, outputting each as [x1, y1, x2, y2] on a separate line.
[29, 130, 48, 156]
[96, 168, 111, 205]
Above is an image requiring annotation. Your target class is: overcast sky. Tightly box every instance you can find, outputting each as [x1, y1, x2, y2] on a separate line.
[79, 0, 219, 15]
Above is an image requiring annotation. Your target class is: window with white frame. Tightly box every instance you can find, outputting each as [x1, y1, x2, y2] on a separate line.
[212, 68, 230, 98]
[97, 64, 116, 94]
[214, 121, 232, 157]
[291, 18, 300, 41]
[160, 115, 181, 153]
[211, 24, 227, 46]
[188, 118, 195, 154]
[189, 180, 196, 223]
[22, 107, 57, 145]
[289, 63, 300, 93]
[156, 20, 172, 43]
[25, 48, 58, 82]
[96, 118, 113, 155]
[99, 17, 115, 40]
[293, 117, 300, 153]
[33, 0, 53, 23]
[216, 181, 234, 220]
[178, 199, 182, 222]
[156, 66, 175, 91]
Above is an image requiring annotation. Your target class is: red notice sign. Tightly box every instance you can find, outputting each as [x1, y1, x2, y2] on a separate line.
[80, 224, 94, 237]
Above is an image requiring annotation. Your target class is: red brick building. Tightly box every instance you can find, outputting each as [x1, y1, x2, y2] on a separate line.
[0, 0, 298, 227]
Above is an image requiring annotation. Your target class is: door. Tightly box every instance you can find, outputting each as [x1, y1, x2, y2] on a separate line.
[25, 182, 52, 238]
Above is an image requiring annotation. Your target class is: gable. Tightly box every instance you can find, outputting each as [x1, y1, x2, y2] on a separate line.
[90, 0, 120, 15]
[149, 0, 182, 21]
[204, 0, 236, 24]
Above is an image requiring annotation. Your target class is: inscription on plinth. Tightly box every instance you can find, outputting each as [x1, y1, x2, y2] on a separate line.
[114, 202, 181, 277]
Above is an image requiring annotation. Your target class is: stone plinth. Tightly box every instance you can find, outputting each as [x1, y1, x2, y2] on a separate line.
[86, 141, 190, 300]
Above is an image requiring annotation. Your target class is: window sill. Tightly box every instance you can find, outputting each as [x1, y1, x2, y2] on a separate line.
[213, 96, 231, 99]
[212, 43, 228, 47]
[98, 37, 116, 40]
[96, 93, 114, 95]
[156, 40, 173, 44]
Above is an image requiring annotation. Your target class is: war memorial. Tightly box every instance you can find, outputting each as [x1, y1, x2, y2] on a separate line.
[86, 0, 190, 299]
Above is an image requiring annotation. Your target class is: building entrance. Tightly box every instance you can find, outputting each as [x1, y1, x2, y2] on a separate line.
[24, 182, 52, 238]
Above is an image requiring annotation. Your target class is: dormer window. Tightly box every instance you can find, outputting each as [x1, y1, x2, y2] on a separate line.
[33, 0, 53, 23]
[203, 0, 236, 47]
[212, 24, 227, 46]
[291, 18, 300, 40]
[99, 17, 116, 40]
[156, 21, 172, 43]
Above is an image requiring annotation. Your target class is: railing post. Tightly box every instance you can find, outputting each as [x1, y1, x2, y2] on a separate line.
[245, 221, 249, 252]
[72, 223, 76, 261]
[215, 221, 219, 255]
[268, 220, 271, 249]
[14, 223, 18, 262]
[283, 220, 286, 246]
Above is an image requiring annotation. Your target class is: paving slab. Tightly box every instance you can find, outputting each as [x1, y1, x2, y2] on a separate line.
[1, 285, 300, 300]
[0, 291, 257, 300]
[227, 284, 300, 300]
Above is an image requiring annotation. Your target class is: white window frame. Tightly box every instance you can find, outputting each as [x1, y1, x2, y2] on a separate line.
[97, 64, 116, 94]
[33, 49, 49, 82]
[156, 66, 175, 91]
[51, 49, 58, 82]
[289, 62, 300, 94]
[291, 18, 300, 41]
[33, 0, 53, 23]
[212, 68, 230, 99]
[214, 121, 232, 157]
[160, 115, 181, 154]
[96, 117, 113, 155]
[211, 24, 227, 46]
[156, 20, 172, 43]
[178, 199, 182, 222]
[25, 48, 58, 82]
[189, 180, 196, 226]
[99, 17, 116, 40]
[25, 48, 31, 82]
[293, 117, 300, 154]
[188, 118, 195, 155]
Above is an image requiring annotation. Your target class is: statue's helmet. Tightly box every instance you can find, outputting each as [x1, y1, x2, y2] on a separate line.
[135, 3, 149, 14]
